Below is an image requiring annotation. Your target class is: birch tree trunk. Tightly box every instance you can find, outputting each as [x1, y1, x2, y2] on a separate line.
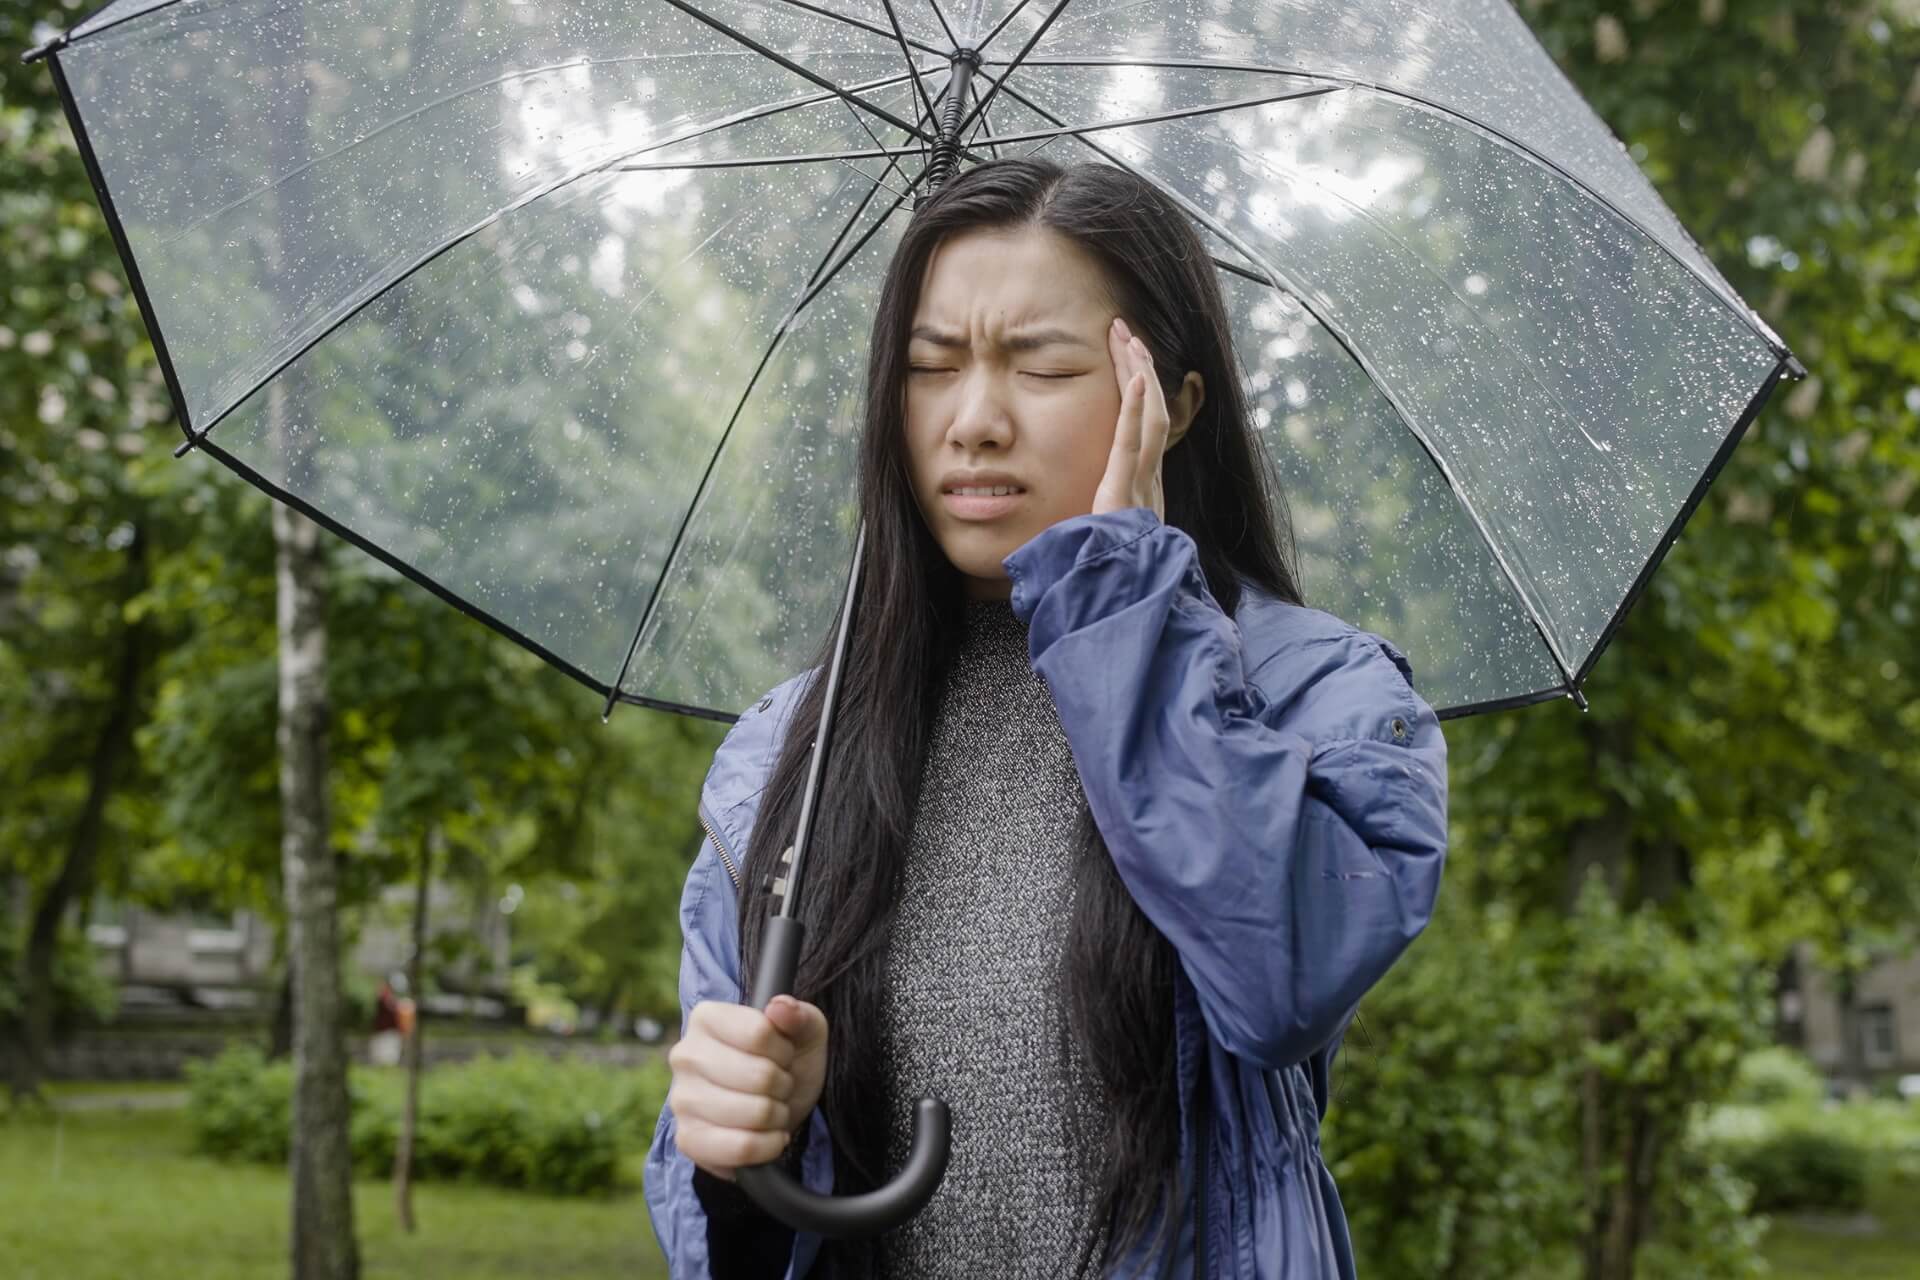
[275, 381, 360, 1280]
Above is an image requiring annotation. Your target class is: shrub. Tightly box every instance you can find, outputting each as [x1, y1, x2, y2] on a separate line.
[1726, 1127, 1869, 1213]
[1727, 1047, 1825, 1108]
[185, 1045, 673, 1196]
[185, 1045, 294, 1163]
[0, 925, 120, 1033]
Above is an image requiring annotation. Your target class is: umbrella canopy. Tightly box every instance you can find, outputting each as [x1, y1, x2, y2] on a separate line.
[28, 0, 1798, 720]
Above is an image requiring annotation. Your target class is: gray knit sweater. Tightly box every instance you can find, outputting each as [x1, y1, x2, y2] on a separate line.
[873, 596, 1113, 1278]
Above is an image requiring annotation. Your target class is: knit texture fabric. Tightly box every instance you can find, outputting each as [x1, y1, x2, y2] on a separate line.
[873, 595, 1113, 1278]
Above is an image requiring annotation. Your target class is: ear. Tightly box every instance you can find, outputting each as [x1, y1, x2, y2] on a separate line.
[1166, 371, 1205, 449]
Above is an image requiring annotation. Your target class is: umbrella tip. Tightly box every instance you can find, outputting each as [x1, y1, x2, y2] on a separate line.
[1568, 686, 1590, 713]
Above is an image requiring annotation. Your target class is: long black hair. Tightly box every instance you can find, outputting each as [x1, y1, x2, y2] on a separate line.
[735, 157, 1303, 1276]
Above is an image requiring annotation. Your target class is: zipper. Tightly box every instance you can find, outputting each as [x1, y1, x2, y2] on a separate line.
[698, 807, 742, 893]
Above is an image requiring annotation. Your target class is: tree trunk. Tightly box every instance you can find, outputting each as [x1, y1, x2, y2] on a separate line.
[268, 959, 295, 1062]
[1834, 968, 1865, 1095]
[275, 400, 360, 1280]
[394, 826, 436, 1233]
[9, 527, 146, 1101]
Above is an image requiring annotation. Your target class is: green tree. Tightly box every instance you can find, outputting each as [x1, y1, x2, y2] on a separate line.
[0, 0, 185, 1099]
[1330, 2, 1920, 1278]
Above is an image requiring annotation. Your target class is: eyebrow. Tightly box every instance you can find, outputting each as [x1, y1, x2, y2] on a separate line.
[908, 324, 1092, 353]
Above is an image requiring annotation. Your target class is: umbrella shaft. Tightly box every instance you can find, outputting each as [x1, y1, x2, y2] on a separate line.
[922, 55, 977, 198]
[780, 522, 869, 919]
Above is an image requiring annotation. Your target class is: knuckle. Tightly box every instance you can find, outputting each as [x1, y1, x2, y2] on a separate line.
[728, 1131, 766, 1167]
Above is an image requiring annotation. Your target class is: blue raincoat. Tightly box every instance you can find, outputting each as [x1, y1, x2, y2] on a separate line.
[643, 506, 1449, 1279]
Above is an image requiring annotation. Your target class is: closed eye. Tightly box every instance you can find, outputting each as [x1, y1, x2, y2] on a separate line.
[907, 366, 1081, 378]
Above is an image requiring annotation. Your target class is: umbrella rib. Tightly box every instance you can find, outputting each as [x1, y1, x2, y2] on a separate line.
[170, 64, 939, 448]
[991, 56, 1794, 362]
[625, 62, 944, 166]
[602, 164, 935, 715]
[182, 436, 723, 719]
[808, 156, 908, 291]
[836, 94, 917, 199]
[969, 88, 1004, 159]
[616, 86, 1338, 171]
[655, 0, 939, 147]
[1571, 353, 1791, 689]
[763, 0, 951, 58]
[836, 157, 911, 200]
[922, 0, 962, 48]
[877, 0, 940, 125]
[956, 0, 1074, 139]
[154, 52, 767, 252]
[45, 53, 198, 453]
[975, 67, 1583, 694]
[1166, 109, 1600, 448]
[32, 0, 954, 65]
[974, 0, 1039, 57]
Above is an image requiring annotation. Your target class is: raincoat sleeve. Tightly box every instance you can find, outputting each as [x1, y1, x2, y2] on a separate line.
[642, 813, 838, 1277]
[1003, 507, 1448, 1070]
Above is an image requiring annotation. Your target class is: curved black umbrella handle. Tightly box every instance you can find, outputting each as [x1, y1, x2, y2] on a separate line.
[735, 914, 952, 1237]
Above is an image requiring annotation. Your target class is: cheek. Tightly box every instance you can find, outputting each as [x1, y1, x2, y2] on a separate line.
[1037, 385, 1121, 490]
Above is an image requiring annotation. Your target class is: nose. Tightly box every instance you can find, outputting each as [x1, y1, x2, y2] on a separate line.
[944, 367, 1013, 453]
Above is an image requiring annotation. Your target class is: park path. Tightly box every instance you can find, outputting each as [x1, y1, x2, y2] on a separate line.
[49, 1089, 188, 1111]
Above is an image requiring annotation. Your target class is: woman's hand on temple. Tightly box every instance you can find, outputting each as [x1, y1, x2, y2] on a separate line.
[1093, 315, 1171, 521]
[667, 995, 830, 1181]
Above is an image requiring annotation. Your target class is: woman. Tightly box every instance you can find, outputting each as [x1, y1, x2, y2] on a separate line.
[642, 158, 1449, 1280]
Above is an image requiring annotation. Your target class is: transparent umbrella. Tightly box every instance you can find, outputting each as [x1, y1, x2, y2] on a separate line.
[27, 0, 1799, 1238]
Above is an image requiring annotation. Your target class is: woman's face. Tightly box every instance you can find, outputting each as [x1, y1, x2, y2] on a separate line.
[900, 223, 1132, 600]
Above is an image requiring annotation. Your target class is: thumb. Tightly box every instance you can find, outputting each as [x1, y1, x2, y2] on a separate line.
[766, 995, 828, 1048]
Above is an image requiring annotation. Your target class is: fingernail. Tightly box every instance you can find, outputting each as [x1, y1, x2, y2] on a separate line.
[1114, 317, 1131, 339]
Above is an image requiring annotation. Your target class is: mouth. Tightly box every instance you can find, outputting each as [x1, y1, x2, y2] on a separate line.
[939, 484, 1027, 520]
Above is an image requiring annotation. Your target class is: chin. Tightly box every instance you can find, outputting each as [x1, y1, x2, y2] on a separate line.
[938, 530, 1024, 583]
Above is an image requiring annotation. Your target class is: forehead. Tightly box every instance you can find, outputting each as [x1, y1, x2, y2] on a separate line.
[911, 224, 1114, 332]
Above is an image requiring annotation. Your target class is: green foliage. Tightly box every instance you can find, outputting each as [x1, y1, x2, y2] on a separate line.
[184, 1044, 298, 1164]
[1328, 882, 1774, 1279]
[0, 923, 118, 1031]
[1726, 1128, 1870, 1214]
[1729, 1046, 1827, 1108]
[1326, 894, 1581, 1278]
[185, 1045, 672, 1196]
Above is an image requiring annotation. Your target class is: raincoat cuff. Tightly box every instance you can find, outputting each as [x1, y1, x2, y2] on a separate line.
[1003, 506, 1167, 624]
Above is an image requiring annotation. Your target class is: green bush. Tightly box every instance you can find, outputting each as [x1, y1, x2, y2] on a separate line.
[185, 1045, 672, 1196]
[1726, 1127, 1869, 1213]
[1727, 1047, 1825, 1108]
[0, 924, 120, 1033]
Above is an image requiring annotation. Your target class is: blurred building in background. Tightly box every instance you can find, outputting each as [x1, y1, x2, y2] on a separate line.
[80, 880, 512, 1024]
[1778, 943, 1920, 1088]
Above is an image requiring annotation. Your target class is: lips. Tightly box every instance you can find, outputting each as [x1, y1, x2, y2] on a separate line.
[939, 488, 1025, 520]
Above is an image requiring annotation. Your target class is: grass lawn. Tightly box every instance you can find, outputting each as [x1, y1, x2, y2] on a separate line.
[0, 1105, 670, 1280]
[8, 1090, 1913, 1279]
[1756, 1165, 1920, 1280]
